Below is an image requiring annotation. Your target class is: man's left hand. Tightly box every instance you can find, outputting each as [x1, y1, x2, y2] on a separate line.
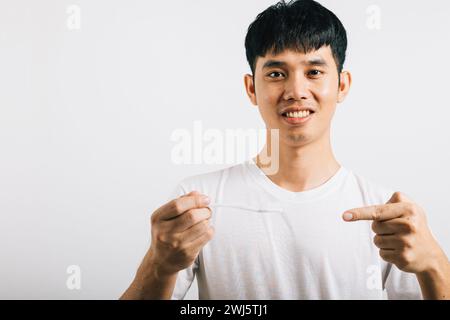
[342, 191, 445, 274]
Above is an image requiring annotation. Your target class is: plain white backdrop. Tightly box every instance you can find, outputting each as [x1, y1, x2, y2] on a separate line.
[0, 0, 449, 299]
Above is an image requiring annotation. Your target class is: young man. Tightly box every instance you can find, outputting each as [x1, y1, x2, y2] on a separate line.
[121, 0, 450, 299]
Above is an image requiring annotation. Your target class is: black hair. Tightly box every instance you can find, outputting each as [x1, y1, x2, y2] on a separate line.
[244, 0, 347, 76]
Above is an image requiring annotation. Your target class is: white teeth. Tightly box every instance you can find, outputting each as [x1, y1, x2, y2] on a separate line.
[285, 110, 310, 118]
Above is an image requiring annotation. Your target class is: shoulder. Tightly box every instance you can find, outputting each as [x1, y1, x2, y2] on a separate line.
[173, 161, 248, 197]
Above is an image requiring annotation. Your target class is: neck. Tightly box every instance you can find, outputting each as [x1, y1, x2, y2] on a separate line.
[254, 130, 340, 192]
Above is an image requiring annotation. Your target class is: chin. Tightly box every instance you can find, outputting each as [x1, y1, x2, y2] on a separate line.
[284, 133, 311, 146]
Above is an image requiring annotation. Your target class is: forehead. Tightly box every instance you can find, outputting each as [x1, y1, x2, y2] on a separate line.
[256, 45, 336, 70]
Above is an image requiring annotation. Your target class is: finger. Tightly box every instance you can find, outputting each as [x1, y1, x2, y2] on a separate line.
[181, 190, 201, 198]
[154, 193, 211, 221]
[185, 226, 215, 249]
[379, 248, 396, 263]
[343, 203, 404, 222]
[371, 218, 413, 235]
[387, 191, 414, 204]
[179, 219, 210, 243]
[164, 207, 212, 232]
[371, 221, 395, 235]
[373, 234, 402, 250]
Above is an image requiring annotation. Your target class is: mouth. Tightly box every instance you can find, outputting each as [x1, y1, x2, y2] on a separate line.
[280, 109, 315, 125]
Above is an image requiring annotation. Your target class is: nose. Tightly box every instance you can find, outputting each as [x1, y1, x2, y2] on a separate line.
[282, 72, 310, 101]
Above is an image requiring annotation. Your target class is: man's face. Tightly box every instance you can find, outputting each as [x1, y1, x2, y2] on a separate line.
[244, 45, 351, 148]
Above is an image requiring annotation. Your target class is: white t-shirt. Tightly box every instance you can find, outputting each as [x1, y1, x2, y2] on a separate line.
[168, 159, 423, 300]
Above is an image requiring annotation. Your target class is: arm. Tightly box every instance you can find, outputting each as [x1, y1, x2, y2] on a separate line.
[416, 251, 450, 300]
[120, 250, 178, 300]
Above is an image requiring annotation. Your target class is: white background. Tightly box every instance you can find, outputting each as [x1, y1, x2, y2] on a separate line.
[0, 0, 449, 299]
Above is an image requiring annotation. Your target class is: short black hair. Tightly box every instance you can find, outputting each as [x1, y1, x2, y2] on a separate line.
[244, 0, 347, 76]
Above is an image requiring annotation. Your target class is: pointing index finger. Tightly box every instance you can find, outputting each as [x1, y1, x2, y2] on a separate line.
[342, 203, 403, 222]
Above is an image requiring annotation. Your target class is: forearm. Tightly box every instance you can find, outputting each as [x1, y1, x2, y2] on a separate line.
[416, 254, 450, 300]
[120, 252, 178, 300]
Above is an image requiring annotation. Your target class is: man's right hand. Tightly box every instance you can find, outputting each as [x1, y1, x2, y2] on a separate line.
[148, 190, 214, 278]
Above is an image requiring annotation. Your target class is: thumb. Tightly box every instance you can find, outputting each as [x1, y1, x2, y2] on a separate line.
[184, 190, 201, 197]
[387, 191, 413, 204]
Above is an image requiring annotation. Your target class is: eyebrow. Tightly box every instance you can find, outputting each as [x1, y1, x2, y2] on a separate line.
[262, 57, 328, 69]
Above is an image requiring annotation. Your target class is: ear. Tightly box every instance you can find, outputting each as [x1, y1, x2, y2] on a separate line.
[244, 74, 257, 106]
[337, 71, 352, 103]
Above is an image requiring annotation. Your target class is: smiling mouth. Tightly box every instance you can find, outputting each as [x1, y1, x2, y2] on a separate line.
[281, 110, 314, 118]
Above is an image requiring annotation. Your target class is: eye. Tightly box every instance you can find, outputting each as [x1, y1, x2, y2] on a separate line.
[267, 71, 285, 79]
[307, 69, 323, 77]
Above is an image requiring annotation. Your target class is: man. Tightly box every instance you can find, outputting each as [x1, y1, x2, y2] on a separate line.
[121, 0, 450, 299]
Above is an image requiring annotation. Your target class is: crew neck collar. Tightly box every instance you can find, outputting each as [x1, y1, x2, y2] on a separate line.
[244, 158, 348, 203]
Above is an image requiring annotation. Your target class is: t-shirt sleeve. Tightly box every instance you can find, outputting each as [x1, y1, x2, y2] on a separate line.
[165, 182, 199, 300]
[383, 262, 423, 299]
